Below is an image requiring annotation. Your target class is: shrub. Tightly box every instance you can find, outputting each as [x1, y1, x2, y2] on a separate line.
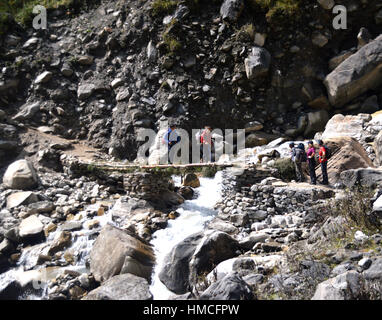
[151, 0, 178, 17]
[271, 158, 296, 181]
[330, 187, 380, 234]
[248, 0, 302, 23]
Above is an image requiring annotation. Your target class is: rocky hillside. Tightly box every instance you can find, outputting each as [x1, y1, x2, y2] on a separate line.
[1, 0, 382, 166]
[1, 0, 382, 301]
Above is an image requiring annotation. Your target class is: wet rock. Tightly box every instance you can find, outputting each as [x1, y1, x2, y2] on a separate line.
[60, 221, 83, 232]
[200, 272, 254, 300]
[159, 232, 204, 294]
[6, 191, 38, 209]
[178, 186, 194, 200]
[3, 160, 39, 190]
[90, 224, 154, 283]
[48, 231, 72, 255]
[83, 274, 152, 300]
[324, 35, 382, 107]
[183, 173, 200, 188]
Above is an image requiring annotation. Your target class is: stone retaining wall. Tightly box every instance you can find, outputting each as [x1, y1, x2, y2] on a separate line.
[123, 171, 172, 200]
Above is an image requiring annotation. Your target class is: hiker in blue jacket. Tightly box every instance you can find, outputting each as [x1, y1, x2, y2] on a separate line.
[163, 124, 181, 164]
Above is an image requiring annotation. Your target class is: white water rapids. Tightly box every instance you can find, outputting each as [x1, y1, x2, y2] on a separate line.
[0, 172, 222, 300]
[150, 171, 223, 300]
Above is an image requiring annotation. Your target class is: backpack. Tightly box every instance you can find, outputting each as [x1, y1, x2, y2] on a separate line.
[324, 145, 332, 160]
[295, 148, 304, 163]
[296, 143, 307, 162]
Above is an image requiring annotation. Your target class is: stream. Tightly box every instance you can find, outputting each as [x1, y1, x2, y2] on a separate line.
[150, 171, 223, 300]
[0, 172, 223, 300]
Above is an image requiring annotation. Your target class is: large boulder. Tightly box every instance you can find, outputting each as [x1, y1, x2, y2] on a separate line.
[312, 271, 362, 300]
[83, 274, 152, 300]
[89, 224, 155, 283]
[159, 232, 204, 294]
[321, 113, 373, 142]
[159, 231, 239, 294]
[315, 137, 374, 184]
[244, 47, 271, 80]
[220, 0, 245, 22]
[363, 258, 382, 281]
[324, 35, 382, 107]
[3, 160, 38, 190]
[245, 131, 278, 147]
[200, 272, 254, 300]
[340, 168, 382, 188]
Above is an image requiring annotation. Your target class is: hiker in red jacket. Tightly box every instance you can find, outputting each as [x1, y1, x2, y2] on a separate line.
[318, 139, 329, 185]
[201, 126, 213, 163]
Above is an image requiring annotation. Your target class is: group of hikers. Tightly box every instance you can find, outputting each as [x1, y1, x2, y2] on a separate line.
[163, 124, 214, 163]
[289, 140, 331, 185]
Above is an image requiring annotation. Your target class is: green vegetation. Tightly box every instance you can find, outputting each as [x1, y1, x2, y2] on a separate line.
[271, 158, 296, 181]
[163, 32, 182, 53]
[248, 0, 302, 22]
[151, 0, 178, 17]
[236, 23, 255, 42]
[330, 187, 380, 234]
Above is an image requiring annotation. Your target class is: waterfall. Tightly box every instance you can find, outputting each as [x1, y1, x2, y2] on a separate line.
[149, 171, 223, 300]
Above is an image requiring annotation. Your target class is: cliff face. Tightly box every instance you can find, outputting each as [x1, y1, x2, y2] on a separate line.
[0, 0, 381, 164]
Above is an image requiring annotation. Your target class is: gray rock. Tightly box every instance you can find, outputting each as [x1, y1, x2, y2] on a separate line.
[363, 258, 382, 280]
[27, 201, 55, 215]
[159, 232, 204, 294]
[358, 258, 372, 270]
[220, 0, 245, 22]
[312, 271, 362, 300]
[77, 55, 94, 65]
[19, 215, 44, 239]
[60, 221, 83, 231]
[34, 71, 53, 84]
[147, 41, 157, 62]
[83, 274, 152, 300]
[312, 32, 329, 47]
[244, 47, 271, 80]
[90, 224, 154, 283]
[3, 160, 39, 190]
[77, 83, 95, 100]
[357, 28, 371, 49]
[6, 191, 39, 209]
[340, 168, 382, 189]
[200, 272, 254, 300]
[12, 102, 40, 121]
[324, 35, 382, 107]
[303, 110, 329, 137]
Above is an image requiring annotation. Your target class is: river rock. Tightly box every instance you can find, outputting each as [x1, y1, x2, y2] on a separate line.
[26, 201, 55, 215]
[200, 272, 254, 300]
[3, 160, 39, 190]
[83, 274, 152, 300]
[48, 231, 72, 255]
[324, 35, 382, 107]
[90, 224, 155, 283]
[6, 191, 39, 209]
[77, 83, 95, 100]
[18, 215, 44, 242]
[183, 173, 200, 188]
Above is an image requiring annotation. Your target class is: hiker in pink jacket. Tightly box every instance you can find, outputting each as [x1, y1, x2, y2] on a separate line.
[307, 141, 317, 185]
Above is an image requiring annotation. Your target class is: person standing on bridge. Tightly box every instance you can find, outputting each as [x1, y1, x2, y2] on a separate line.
[201, 126, 213, 163]
[163, 124, 181, 164]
